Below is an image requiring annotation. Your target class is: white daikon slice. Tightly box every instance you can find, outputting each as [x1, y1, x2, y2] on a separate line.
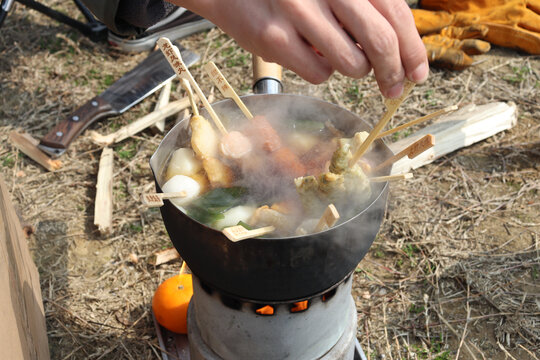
[213, 205, 256, 230]
[287, 132, 319, 155]
[166, 148, 203, 180]
[295, 218, 319, 236]
[162, 175, 200, 208]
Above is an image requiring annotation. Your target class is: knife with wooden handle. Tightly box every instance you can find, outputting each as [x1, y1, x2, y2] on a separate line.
[38, 43, 199, 157]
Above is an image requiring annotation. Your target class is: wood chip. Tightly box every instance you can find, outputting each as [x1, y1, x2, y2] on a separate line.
[9, 131, 62, 172]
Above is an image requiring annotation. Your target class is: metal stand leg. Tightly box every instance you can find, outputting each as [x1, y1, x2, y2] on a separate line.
[0, 0, 15, 27]
[3, 0, 107, 41]
[354, 338, 368, 360]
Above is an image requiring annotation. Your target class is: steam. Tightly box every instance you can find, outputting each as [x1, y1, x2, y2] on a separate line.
[153, 94, 392, 238]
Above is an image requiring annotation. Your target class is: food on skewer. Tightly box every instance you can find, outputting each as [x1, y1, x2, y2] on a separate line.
[329, 139, 352, 174]
[189, 172, 210, 194]
[248, 205, 297, 236]
[166, 148, 202, 180]
[220, 131, 253, 159]
[162, 102, 388, 237]
[214, 205, 257, 230]
[154, 39, 419, 238]
[189, 114, 235, 188]
[162, 175, 201, 208]
[294, 133, 372, 216]
[202, 157, 234, 188]
[158, 70, 417, 237]
[220, 115, 307, 179]
[295, 219, 320, 236]
[190, 114, 219, 159]
[271, 147, 306, 178]
[287, 132, 319, 156]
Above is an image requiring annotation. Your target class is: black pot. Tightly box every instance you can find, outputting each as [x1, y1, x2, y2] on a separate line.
[150, 94, 392, 302]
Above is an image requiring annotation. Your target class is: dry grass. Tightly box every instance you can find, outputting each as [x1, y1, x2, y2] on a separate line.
[1, 1, 539, 359]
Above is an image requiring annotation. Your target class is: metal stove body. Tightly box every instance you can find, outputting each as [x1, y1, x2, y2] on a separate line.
[187, 275, 361, 360]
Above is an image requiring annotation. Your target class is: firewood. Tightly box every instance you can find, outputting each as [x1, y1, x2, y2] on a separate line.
[9, 131, 62, 172]
[94, 147, 114, 234]
[389, 102, 517, 174]
[149, 247, 181, 266]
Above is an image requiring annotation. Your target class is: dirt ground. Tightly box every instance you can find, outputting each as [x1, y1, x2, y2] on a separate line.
[1, 1, 539, 359]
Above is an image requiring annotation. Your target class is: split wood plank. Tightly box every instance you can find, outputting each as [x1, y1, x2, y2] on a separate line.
[152, 79, 172, 133]
[389, 102, 517, 175]
[94, 147, 114, 234]
[90, 97, 192, 146]
[0, 175, 50, 360]
[9, 131, 62, 172]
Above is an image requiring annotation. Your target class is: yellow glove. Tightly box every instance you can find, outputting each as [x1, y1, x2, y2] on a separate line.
[413, 0, 540, 54]
[422, 25, 491, 69]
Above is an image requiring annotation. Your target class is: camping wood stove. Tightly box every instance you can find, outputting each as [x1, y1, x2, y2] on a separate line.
[188, 275, 361, 360]
[155, 274, 367, 360]
[150, 95, 391, 360]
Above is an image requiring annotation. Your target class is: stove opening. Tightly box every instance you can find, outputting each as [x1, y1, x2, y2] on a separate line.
[255, 305, 274, 315]
[199, 280, 214, 295]
[219, 294, 242, 310]
[321, 288, 337, 302]
[290, 300, 309, 313]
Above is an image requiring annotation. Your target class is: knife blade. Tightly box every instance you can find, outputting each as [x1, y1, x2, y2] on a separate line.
[38, 43, 199, 157]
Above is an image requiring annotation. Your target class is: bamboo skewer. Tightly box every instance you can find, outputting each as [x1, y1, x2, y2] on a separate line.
[376, 105, 458, 139]
[157, 37, 228, 135]
[180, 78, 199, 117]
[179, 261, 189, 275]
[349, 80, 416, 166]
[222, 225, 275, 242]
[141, 191, 187, 207]
[372, 134, 435, 173]
[370, 173, 413, 182]
[314, 204, 340, 232]
[204, 61, 253, 119]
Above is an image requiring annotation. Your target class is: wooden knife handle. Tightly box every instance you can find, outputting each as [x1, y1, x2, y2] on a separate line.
[252, 56, 283, 94]
[253, 56, 282, 83]
[40, 96, 117, 149]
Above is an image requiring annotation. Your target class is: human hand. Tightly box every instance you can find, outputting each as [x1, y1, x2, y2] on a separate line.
[173, 0, 429, 98]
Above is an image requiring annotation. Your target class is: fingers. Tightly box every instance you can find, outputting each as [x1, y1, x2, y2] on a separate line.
[257, 21, 334, 84]
[280, 0, 371, 79]
[368, 0, 429, 84]
[331, 0, 406, 97]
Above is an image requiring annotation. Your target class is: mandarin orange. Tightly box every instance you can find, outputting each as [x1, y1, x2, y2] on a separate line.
[152, 273, 193, 334]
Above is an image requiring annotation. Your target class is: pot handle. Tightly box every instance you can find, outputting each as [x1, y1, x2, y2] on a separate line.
[252, 55, 283, 94]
